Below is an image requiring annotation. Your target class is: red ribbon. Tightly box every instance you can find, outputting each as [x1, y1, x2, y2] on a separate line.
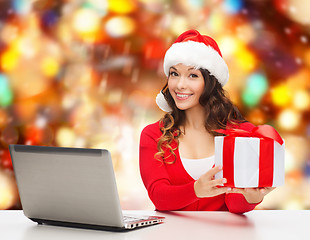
[215, 124, 282, 187]
[215, 124, 284, 145]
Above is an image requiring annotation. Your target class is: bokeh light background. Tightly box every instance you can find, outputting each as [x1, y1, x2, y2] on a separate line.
[0, 0, 310, 210]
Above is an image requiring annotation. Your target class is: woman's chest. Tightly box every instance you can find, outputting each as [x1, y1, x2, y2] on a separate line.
[178, 131, 215, 159]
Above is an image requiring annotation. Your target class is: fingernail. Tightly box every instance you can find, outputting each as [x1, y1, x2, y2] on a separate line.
[223, 178, 227, 184]
[218, 165, 222, 170]
[227, 187, 231, 191]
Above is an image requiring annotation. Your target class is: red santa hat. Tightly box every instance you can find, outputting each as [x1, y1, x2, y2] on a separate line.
[156, 29, 229, 112]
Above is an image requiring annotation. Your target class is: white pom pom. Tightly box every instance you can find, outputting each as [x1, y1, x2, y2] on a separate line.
[155, 91, 172, 112]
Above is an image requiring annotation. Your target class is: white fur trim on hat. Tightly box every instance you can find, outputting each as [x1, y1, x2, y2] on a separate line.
[155, 91, 172, 112]
[163, 41, 229, 86]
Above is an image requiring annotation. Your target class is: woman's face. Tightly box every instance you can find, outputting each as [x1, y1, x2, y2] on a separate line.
[168, 63, 205, 111]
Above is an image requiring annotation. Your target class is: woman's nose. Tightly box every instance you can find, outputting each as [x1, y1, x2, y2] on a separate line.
[177, 76, 187, 89]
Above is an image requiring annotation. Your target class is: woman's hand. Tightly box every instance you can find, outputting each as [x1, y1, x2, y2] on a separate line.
[227, 187, 275, 204]
[194, 165, 229, 198]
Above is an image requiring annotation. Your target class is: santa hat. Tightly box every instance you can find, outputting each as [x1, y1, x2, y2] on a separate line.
[156, 29, 229, 112]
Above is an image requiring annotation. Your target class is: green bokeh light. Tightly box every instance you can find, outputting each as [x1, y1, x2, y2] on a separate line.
[0, 74, 13, 107]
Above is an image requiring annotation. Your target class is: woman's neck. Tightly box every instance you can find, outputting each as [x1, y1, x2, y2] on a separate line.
[184, 105, 206, 130]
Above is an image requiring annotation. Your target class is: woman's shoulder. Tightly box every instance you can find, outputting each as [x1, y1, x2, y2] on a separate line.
[141, 120, 162, 137]
[140, 121, 163, 146]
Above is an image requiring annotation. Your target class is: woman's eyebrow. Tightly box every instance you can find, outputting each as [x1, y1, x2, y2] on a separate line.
[188, 67, 198, 71]
[170, 66, 198, 72]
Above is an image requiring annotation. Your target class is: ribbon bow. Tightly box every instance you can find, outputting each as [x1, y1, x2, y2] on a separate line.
[215, 124, 284, 145]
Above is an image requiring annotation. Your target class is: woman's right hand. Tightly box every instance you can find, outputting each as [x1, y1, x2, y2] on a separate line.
[194, 165, 229, 198]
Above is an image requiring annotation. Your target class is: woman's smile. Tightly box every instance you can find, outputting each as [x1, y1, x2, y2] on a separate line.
[175, 92, 193, 100]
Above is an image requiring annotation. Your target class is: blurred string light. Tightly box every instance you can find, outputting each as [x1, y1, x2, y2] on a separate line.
[188, 0, 205, 8]
[72, 8, 101, 42]
[242, 73, 268, 107]
[0, 74, 13, 107]
[283, 199, 303, 210]
[24, 125, 44, 145]
[23, 118, 54, 146]
[277, 109, 301, 130]
[280, 0, 310, 26]
[83, 0, 108, 16]
[105, 16, 136, 38]
[222, 0, 244, 14]
[0, 24, 19, 44]
[271, 84, 292, 107]
[169, 15, 189, 36]
[108, 0, 137, 14]
[236, 23, 257, 43]
[18, 36, 38, 59]
[207, 10, 225, 34]
[234, 44, 257, 72]
[41, 56, 60, 77]
[220, 37, 257, 71]
[56, 127, 76, 147]
[1, 44, 20, 71]
[0, 169, 19, 209]
[219, 36, 239, 57]
[12, 0, 31, 15]
[293, 89, 310, 111]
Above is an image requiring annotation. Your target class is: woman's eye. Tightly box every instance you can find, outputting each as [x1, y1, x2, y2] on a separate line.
[170, 71, 178, 77]
[190, 74, 198, 78]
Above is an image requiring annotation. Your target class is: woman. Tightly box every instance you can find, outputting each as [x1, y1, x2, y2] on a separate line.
[139, 30, 274, 213]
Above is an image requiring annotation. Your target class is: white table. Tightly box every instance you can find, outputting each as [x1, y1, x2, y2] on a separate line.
[0, 210, 308, 240]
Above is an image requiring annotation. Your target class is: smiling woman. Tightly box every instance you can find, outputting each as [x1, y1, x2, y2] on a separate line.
[167, 64, 205, 111]
[139, 29, 275, 213]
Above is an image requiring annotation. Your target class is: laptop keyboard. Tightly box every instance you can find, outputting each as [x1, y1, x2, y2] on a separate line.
[123, 215, 150, 223]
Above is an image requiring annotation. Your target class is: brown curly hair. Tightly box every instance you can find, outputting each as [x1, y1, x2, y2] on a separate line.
[155, 68, 246, 164]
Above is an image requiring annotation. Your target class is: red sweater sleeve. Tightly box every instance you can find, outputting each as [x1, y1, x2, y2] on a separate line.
[139, 123, 199, 211]
[225, 193, 259, 214]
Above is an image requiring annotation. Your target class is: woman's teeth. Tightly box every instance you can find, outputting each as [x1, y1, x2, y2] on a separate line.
[176, 93, 192, 99]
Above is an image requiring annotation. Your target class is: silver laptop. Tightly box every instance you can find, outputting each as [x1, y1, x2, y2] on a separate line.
[9, 144, 164, 231]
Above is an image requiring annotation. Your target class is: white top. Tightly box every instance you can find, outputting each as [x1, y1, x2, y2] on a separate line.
[180, 155, 215, 180]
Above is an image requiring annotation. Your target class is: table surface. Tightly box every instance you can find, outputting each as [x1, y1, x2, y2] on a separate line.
[0, 210, 309, 240]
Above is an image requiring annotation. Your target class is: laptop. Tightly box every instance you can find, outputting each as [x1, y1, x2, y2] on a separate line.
[9, 144, 164, 231]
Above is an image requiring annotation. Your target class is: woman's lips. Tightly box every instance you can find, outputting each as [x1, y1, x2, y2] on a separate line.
[175, 92, 193, 100]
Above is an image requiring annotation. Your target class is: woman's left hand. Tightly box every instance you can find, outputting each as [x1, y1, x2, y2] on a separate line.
[227, 187, 275, 204]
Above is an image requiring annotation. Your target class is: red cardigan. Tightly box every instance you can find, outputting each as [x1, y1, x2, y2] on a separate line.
[139, 121, 260, 213]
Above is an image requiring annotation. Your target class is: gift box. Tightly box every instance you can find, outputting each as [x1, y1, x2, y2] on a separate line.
[214, 125, 285, 188]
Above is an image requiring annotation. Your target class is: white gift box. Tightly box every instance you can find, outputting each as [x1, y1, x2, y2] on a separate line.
[214, 136, 285, 188]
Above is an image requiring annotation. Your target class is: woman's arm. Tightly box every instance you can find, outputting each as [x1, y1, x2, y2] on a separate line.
[139, 125, 199, 211]
[225, 192, 260, 214]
